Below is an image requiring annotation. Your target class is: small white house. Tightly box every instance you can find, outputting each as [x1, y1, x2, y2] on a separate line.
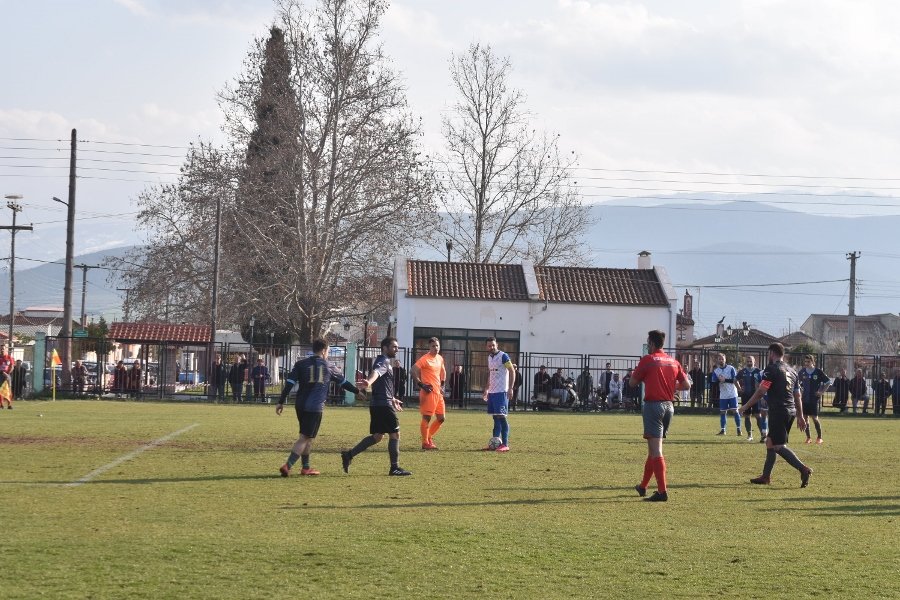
[393, 253, 677, 361]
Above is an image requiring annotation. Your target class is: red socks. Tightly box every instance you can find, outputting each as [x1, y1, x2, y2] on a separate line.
[641, 456, 668, 492]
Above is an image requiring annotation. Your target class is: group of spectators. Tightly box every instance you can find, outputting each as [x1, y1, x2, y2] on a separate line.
[208, 353, 272, 403]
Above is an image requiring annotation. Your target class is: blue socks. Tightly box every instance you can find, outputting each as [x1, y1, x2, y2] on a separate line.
[720, 413, 727, 429]
[287, 452, 300, 468]
[492, 416, 502, 438]
[499, 418, 510, 446]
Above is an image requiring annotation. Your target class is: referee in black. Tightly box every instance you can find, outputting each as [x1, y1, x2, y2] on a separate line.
[740, 343, 813, 487]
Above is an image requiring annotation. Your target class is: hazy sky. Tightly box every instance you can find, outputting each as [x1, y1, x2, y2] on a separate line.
[2, 0, 900, 329]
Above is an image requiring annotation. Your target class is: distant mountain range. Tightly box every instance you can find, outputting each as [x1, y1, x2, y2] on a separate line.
[4, 197, 897, 337]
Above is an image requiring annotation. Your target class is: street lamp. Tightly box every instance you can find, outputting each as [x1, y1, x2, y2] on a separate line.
[445, 239, 453, 263]
[363, 314, 370, 348]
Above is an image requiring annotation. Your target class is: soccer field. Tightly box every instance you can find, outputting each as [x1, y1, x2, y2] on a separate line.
[1, 401, 897, 599]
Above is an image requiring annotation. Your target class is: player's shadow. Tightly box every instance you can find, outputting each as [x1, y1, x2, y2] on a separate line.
[282, 495, 635, 510]
[747, 495, 900, 517]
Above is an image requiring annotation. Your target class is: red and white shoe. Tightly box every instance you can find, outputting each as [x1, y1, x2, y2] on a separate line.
[422, 440, 438, 450]
[299, 467, 320, 476]
[496, 445, 510, 453]
[279, 464, 291, 477]
[815, 438, 824, 445]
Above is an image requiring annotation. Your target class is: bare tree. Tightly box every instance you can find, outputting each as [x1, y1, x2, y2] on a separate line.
[438, 43, 593, 266]
[112, 0, 437, 341]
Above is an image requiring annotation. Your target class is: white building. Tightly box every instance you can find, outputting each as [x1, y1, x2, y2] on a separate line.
[392, 252, 677, 362]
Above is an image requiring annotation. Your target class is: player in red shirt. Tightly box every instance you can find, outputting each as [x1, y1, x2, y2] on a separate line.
[627, 330, 691, 502]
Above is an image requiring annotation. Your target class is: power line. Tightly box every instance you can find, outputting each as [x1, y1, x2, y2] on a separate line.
[673, 279, 848, 289]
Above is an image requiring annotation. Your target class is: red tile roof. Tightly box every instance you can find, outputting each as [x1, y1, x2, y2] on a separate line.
[535, 266, 668, 305]
[407, 261, 529, 301]
[405, 260, 668, 306]
[108, 322, 212, 344]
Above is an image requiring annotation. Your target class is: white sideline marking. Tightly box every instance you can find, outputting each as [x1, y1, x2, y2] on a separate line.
[65, 423, 199, 487]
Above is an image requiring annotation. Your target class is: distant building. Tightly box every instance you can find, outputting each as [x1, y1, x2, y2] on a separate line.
[779, 330, 820, 350]
[393, 252, 678, 360]
[0, 306, 79, 340]
[800, 313, 900, 354]
[688, 322, 780, 358]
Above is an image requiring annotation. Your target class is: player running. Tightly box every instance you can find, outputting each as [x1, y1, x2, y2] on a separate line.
[411, 337, 446, 450]
[276, 338, 362, 477]
[482, 337, 515, 452]
[627, 330, 691, 502]
[740, 343, 813, 487]
[341, 336, 411, 476]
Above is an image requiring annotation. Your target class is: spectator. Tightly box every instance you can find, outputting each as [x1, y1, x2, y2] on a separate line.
[707, 365, 720, 409]
[872, 371, 891, 416]
[251, 358, 270, 403]
[599, 362, 614, 398]
[449, 364, 466, 409]
[533, 365, 551, 398]
[209, 354, 227, 401]
[608, 372, 622, 407]
[227, 355, 244, 403]
[622, 368, 639, 411]
[831, 368, 850, 413]
[550, 367, 566, 405]
[510, 365, 523, 410]
[0, 345, 12, 408]
[72, 360, 88, 397]
[127, 360, 142, 399]
[113, 360, 128, 398]
[576, 367, 594, 403]
[392, 359, 407, 400]
[892, 368, 900, 416]
[689, 361, 705, 407]
[849, 368, 868, 414]
[11, 359, 27, 399]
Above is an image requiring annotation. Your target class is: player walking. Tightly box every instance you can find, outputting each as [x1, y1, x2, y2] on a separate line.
[341, 337, 411, 476]
[276, 339, 362, 477]
[628, 330, 691, 502]
[482, 337, 515, 452]
[740, 343, 813, 487]
[411, 337, 446, 450]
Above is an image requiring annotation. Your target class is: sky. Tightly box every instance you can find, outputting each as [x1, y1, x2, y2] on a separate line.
[2, 0, 900, 332]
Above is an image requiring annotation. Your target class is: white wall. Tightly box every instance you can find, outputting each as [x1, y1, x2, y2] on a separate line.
[396, 295, 670, 356]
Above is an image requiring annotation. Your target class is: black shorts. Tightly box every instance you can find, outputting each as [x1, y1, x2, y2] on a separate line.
[296, 409, 323, 438]
[369, 405, 400, 434]
[802, 399, 820, 417]
[767, 412, 795, 446]
[740, 394, 760, 414]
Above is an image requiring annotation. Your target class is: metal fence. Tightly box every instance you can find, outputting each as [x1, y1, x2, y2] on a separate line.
[22, 335, 900, 414]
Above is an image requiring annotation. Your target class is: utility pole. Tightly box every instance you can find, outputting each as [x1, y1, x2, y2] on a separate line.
[847, 251, 860, 373]
[208, 193, 222, 400]
[75, 264, 100, 327]
[117, 288, 133, 321]
[58, 128, 77, 387]
[1, 195, 33, 356]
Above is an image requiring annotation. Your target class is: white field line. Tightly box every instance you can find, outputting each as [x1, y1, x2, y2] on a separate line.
[65, 423, 199, 487]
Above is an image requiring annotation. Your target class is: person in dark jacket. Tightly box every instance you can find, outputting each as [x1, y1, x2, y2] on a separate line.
[209, 354, 227, 401]
[113, 360, 128, 397]
[689, 361, 705, 408]
[251, 358, 270, 403]
[872, 371, 891, 416]
[227, 355, 245, 403]
[849, 368, 868, 414]
[127, 360, 142, 399]
[831, 368, 850, 413]
[449, 364, 466, 409]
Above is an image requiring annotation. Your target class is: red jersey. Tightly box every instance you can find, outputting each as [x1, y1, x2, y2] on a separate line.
[629, 350, 687, 402]
[0, 353, 11, 374]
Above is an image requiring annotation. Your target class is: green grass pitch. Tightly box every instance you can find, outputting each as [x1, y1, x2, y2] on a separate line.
[1, 401, 897, 599]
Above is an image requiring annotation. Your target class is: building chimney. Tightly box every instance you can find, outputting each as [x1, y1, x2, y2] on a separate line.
[683, 289, 693, 320]
[637, 250, 652, 269]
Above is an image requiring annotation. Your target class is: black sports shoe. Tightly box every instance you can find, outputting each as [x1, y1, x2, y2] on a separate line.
[634, 485, 646, 497]
[800, 467, 813, 488]
[341, 450, 352, 474]
[388, 466, 411, 476]
[645, 491, 668, 502]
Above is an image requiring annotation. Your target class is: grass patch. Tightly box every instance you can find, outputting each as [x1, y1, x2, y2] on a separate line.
[1, 401, 898, 599]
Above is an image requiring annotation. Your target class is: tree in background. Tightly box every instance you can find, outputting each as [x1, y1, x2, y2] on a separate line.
[437, 42, 593, 266]
[111, 0, 436, 341]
